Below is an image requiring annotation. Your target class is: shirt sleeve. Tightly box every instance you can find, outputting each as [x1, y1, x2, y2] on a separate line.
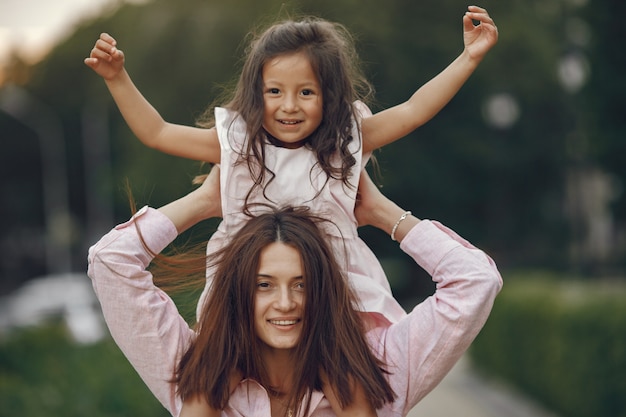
[87, 206, 193, 416]
[370, 219, 503, 415]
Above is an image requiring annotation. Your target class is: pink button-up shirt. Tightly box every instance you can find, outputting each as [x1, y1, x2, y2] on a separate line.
[87, 207, 502, 416]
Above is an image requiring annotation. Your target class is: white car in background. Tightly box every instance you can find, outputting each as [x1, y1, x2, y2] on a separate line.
[0, 272, 106, 344]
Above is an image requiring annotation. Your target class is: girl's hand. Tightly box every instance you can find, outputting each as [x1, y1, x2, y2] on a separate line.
[463, 6, 498, 61]
[84, 33, 125, 80]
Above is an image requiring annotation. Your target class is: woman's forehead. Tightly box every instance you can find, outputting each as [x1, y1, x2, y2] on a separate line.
[257, 242, 303, 278]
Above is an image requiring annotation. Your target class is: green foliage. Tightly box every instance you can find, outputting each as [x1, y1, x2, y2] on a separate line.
[583, 0, 626, 220]
[0, 322, 170, 417]
[470, 275, 626, 417]
[1, 0, 625, 290]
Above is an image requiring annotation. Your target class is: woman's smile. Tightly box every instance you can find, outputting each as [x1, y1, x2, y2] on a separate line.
[269, 319, 300, 326]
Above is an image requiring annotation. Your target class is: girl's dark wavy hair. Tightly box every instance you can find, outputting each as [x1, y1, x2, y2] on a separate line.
[157, 206, 395, 415]
[197, 17, 374, 214]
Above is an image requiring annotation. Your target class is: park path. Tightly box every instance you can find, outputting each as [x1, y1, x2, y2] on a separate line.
[406, 354, 559, 417]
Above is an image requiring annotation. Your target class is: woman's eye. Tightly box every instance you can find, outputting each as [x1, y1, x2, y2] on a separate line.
[257, 282, 271, 289]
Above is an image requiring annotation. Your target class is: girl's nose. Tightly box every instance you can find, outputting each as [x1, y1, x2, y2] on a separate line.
[280, 94, 298, 112]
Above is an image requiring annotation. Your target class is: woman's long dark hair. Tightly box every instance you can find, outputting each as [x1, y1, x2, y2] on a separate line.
[197, 17, 374, 213]
[172, 206, 395, 415]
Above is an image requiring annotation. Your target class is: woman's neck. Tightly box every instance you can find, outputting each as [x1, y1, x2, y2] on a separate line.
[262, 349, 297, 394]
[261, 350, 302, 417]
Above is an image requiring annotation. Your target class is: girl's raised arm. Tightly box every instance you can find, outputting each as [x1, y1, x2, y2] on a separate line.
[85, 33, 220, 163]
[361, 6, 498, 153]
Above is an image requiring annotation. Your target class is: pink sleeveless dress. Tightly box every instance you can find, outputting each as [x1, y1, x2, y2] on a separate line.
[196, 101, 406, 326]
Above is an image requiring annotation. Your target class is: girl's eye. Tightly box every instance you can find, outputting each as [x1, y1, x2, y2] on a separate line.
[268, 88, 280, 94]
[301, 89, 314, 96]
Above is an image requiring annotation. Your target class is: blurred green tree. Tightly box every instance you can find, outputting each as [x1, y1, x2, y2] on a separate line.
[1, 0, 624, 301]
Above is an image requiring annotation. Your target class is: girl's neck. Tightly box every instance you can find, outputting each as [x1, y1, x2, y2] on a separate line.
[264, 130, 308, 149]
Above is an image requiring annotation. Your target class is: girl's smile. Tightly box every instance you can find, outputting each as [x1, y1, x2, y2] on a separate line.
[262, 51, 323, 148]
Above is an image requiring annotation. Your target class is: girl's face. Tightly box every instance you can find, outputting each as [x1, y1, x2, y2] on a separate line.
[254, 241, 305, 354]
[262, 51, 323, 148]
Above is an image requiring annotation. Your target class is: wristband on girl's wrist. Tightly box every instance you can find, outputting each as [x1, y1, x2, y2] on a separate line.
[390, 211, 412, 241]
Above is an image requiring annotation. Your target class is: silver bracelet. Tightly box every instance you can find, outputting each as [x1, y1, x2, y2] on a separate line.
[390, 211, 412, 241]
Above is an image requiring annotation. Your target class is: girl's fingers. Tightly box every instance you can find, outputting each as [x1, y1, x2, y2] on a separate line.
[89, 46, 113, 62]
[85, 33, 120, 68]
[467, 5, 487, 13]
[462, 14, 476, 31]
[465, 11, 495, 27]
[466, 5, 494, 21]
[99, 32, 117, 46]
[466, 11, 492, 21]
[95, 39, 117, 55]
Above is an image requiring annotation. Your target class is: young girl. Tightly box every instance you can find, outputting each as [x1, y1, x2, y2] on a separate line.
[85, 5, 498, 416]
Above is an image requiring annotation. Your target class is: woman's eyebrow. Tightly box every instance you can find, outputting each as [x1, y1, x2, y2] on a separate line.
[256, 274, 304, 280]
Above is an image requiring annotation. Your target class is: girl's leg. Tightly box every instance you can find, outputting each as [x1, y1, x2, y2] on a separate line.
[179, 395, 221, 417]
[321, 373, 377, 417]
[179, 370, 243, 416]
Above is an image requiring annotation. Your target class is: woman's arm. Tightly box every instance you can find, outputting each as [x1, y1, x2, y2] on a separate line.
[87, 166, 222, 415]
[85, 33, 220, 163]
[87, 207, 189, 415]
[355, 170, 502, 413]
[390, 219, 502, 413]
[361, 6, 498, 153]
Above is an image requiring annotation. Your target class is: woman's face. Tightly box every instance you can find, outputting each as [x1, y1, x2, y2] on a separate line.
[254, 241, 305, 353]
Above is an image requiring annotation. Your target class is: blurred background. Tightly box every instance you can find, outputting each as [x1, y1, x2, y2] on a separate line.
[0, 0, 624, 416]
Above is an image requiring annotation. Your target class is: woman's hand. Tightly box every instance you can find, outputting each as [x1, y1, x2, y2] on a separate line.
[84, 33, 125, 81]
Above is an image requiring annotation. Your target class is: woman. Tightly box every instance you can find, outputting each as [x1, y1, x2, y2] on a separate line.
[88, 166, 502, 416]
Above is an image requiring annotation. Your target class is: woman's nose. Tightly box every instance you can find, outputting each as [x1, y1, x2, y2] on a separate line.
[274, 287, 296, 311]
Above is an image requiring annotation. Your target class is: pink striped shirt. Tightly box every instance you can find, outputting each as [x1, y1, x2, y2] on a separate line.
[87, 207, 502, 416]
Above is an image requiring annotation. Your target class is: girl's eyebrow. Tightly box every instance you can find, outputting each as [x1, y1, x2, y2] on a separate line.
[263, 79, 319, 87]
